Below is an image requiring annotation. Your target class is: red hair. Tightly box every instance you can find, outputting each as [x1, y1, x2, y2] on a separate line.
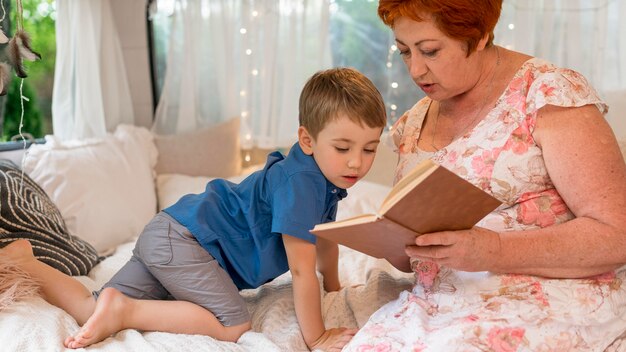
[378, 0, 502, 55]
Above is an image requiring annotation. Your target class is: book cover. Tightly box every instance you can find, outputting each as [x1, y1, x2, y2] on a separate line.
[311, 160, 502, 269]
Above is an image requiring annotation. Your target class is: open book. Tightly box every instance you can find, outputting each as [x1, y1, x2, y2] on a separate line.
[311, 160, 501, 270]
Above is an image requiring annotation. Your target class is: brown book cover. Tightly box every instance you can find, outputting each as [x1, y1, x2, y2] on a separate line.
[311, 160, 501, 269]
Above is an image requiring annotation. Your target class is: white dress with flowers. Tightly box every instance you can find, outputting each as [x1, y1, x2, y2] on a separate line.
[343, 58, 626, 352]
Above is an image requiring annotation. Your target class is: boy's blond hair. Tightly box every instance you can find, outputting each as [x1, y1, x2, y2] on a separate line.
[299, 67, 387, 139]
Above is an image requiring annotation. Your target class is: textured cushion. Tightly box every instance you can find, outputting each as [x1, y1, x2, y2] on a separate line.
[23, 125, 158, 255]
[0, 160, 101, 275]
[154, 117, 242, 177]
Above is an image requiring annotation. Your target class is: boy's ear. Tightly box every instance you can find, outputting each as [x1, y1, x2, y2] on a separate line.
[298, 126, 314, 155]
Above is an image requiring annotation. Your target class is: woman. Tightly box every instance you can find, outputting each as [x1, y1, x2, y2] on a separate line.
[344, 0, 626, 350]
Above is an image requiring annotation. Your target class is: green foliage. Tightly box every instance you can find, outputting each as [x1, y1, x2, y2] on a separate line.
[2, 0, 55, 139]
[2, 77, 42, 141]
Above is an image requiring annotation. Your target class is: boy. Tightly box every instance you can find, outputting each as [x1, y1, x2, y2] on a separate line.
[2, 67, 386, 351]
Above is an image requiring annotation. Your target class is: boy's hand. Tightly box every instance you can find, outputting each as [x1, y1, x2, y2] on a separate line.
[309, 327, 358, 352]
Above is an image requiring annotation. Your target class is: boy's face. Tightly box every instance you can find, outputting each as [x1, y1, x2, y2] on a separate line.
[298, 114, 383, 189]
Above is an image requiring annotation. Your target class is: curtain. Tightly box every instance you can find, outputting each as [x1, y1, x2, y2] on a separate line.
[495, 0, 626, 93]
[152, 0, 332, 149]
[51, 0, 134, 141]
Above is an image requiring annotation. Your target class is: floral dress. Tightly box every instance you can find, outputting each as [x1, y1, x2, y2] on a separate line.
[343, 58, 626, 352]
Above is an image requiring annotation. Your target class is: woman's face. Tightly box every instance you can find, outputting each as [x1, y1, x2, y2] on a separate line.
[393, 15, 486, 101]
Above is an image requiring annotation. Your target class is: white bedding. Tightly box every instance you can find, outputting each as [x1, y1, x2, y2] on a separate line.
[0, 243, 413, 352]
[0, 180, 415, 351]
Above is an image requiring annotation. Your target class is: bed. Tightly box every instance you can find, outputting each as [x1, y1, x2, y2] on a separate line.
[0, 178, 413, 351]
[1, 124, 625, 351]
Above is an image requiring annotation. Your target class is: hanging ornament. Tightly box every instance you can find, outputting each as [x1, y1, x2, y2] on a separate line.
[8, 30, 41, 78]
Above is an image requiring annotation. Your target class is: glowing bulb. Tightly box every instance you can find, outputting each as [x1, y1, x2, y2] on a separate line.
[386, 62, 392, 68]
[390, 45, 397, 51]
[252, 10, 259, 17]
[240, 28, 247, 34]
[245, 49, 252, 55]
[508, 23, 515, 30]
[240, 90, 246, 96]
[251, 69, 259, 76]
[241, 111, 249, 117]
[391, 82, 399, 89]
[391, 104, 397, 110]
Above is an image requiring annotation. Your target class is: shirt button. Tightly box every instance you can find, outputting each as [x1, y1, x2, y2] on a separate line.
[331, 189, 337, 194]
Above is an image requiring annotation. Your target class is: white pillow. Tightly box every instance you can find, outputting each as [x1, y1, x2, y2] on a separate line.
[156, 165, 262, 211]
[337, 181, 391, 221]
[23, 125, 158, 255]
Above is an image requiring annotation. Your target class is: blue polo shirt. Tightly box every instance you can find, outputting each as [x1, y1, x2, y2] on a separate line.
[163, 143, 347, 290]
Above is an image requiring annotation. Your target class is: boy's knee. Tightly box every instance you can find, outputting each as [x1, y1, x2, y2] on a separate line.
[223, 321, 251, 342]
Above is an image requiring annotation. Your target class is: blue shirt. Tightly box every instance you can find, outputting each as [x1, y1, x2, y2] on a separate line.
[164, 143, 347, 290]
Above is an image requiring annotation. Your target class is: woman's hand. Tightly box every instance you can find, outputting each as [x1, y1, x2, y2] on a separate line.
[405, 226, 502, 272]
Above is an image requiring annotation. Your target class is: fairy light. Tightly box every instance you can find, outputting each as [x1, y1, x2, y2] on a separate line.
[251, 69, 258, 76]
[240, 28, 247, 34]
[508, 23, 515, 30]
[391, 82, 398, 89]
[245, 49, 252, 55]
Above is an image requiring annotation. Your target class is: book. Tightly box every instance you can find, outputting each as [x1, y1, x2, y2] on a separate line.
[311, 159, 502, 271]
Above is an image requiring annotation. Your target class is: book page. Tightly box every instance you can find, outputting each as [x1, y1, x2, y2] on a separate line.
[379, 160, 438, 215]
[311, 213, 378, 230]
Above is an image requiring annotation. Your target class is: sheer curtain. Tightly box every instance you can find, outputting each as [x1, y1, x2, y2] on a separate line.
[152, 0, 332, 149]
[495, 0, 626, 139]
[495, 0, 626, 92]
[51, 0, 134, 141]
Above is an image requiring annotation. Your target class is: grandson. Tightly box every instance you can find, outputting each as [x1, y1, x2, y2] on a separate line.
[2, 67, 387, 351]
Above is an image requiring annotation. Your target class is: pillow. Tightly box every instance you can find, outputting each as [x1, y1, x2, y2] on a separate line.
[156, 172, 251, 211]
[0, 160, 101, 275]
[154, 117, 242, 178]
[23, 125, 158, 255]
[336, 180, 391, 221]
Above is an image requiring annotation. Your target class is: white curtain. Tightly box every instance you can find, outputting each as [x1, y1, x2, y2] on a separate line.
[51, 0, 134, 141]
[495, 0, 626, 93]
[152, 0, 332, 149]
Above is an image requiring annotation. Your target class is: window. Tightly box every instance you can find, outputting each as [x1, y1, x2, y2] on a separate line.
[0, 0, 56, 142]
[149, 0, 424, 132]
[329, 0, 424, 127]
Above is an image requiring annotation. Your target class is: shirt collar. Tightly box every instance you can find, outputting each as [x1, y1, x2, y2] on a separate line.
[286, 143, 347, 200]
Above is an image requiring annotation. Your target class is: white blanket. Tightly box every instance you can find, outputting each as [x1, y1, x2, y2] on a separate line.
[0, 241, 413, 351]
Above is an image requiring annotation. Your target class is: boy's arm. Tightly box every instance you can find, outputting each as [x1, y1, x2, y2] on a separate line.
[282, 234, 356, 350]
[316, 237, 340, 292]
[282, 234, 325, 346]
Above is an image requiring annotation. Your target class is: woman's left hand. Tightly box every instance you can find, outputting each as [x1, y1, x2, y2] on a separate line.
[405, 226, 502, 272]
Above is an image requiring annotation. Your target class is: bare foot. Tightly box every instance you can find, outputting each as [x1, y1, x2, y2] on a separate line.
[2, 239, 35, 263]
[64, 287, 130, 349]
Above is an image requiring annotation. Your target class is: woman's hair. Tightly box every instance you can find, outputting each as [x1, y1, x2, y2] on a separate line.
[378, 0, 502, 55]
[299, 67, 387, 139]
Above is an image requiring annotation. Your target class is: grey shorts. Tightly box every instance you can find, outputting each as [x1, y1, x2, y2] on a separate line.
[96, 212, 250, 326]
